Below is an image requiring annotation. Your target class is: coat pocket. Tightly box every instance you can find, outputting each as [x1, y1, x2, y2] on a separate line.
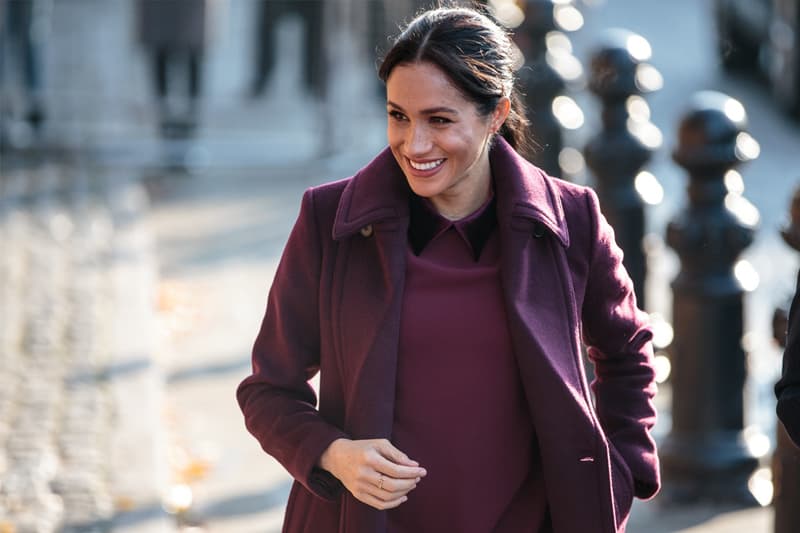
[282, 481, 341, 533]
[608, 442, 635, 531]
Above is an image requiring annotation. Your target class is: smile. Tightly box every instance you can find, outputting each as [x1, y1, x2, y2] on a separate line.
[408, 158, 445, 171]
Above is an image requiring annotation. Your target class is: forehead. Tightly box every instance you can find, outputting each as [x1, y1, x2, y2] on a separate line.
[386, 62, 473, 111]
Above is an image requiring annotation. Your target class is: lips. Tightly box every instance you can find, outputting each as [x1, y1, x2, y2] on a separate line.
[409, 158, 444, 170]
[407, 158, 445, 174]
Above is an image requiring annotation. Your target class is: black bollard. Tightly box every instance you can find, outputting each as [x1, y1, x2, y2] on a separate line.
[513, 0, 583, 177]
[773, 185, 800, 533]
[583, 29, 662, 309]
[660, 91, 762, 505]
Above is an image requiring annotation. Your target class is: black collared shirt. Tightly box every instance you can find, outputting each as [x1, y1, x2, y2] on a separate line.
[407, 192, 497, 261]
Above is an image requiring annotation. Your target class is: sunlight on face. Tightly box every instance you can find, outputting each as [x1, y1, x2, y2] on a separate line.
[385, 62, 507, 220]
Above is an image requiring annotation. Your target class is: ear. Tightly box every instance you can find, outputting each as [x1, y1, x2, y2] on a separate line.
[491, 97, 511, 132]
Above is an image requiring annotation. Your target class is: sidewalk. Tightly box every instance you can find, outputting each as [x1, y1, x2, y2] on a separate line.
[0, 151, 168, 531]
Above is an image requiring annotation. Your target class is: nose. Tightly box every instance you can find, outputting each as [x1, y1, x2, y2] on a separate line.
[406, 123, 432, 156]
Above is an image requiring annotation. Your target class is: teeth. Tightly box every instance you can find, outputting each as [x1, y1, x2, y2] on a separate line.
[409, 158, 444, 171]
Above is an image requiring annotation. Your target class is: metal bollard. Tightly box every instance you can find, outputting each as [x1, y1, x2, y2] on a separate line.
[659, 91, 762, 504]
[513, 0, 583, 177]
[583, 29, 662, 309]
[773, 185, 800, 533]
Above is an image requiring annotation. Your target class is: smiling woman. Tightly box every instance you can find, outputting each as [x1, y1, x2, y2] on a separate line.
[237, 6, 661, 533]
[384, 62, 508, 219]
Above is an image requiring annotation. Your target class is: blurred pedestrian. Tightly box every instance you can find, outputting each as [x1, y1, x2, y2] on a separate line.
[237, 6, 660, 532]
[136, 0, 220, 139]
[776, 271, 800, 447]
[0, 0, 50, 146]
[250, 0, 324, 99]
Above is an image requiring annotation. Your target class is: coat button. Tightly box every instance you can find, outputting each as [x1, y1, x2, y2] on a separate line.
[533, 222, 546, 238]
[360, 224, 374, 237]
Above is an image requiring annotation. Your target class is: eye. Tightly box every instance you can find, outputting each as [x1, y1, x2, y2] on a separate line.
[388, 110, 407, 121]
[430, 116, 452, 125]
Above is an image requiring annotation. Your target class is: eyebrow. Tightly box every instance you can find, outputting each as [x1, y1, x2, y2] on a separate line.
[386, 101, 458, 115]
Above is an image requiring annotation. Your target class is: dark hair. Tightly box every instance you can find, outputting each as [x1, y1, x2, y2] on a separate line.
[378, 6, 531, 157]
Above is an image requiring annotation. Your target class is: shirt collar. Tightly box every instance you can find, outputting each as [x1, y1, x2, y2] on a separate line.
[408, 191, 497, 261]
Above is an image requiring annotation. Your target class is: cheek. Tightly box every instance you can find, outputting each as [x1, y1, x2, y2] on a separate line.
[386, 124, 404, 149]
[439, 130, 476, 157]
[386, 126, 399, 145]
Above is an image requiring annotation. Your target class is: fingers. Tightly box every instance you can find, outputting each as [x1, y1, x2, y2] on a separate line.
[374, 460, 426, 483]
[360, 491, 408, 510]
[376, 439, 419, 467]
[375, 472, 419, 496]
[373, 440, 427, 480]
[320, 438, 427, 511]
[356, 473, 418, 510]
[379, 461, 427, 481]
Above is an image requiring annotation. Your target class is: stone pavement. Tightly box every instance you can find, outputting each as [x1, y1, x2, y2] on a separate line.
[0, 151, 168, 531]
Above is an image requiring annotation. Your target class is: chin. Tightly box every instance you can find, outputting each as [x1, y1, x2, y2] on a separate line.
[405, 177, 444, 200]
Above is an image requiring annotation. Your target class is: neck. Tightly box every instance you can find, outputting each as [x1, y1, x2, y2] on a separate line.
[432, 143, 493, 220]
[432, 177, 492, 220]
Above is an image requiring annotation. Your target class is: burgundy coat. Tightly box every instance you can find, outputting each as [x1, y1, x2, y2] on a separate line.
[237, 138, 660, 532]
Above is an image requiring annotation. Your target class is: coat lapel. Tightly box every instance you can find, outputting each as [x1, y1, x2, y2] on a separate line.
[491, 138, 582, 396]
[493, 139, 596, 424]
[492, 139, 612, 532]
[331, 149, 410, 531]
[333, 222, 407, 533]
[332, 148, 410, 438]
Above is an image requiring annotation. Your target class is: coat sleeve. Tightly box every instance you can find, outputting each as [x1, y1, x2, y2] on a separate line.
[236, 187, 348, 500]
[776, 269, 800, 447]
[579, 188, 660, 500]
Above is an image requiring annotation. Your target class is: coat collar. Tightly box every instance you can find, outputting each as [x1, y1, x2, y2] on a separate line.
[332, 137, 570, 247]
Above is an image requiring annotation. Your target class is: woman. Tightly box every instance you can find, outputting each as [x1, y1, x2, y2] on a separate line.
[237, 7, 660, 532]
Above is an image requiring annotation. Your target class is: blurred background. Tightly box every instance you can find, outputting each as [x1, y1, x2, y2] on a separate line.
[1, 0, 799, 531]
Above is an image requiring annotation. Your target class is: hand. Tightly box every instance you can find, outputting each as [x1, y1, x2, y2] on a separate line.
[319, 438, 426, 510]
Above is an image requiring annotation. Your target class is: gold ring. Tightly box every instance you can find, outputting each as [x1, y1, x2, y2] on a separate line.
[378, 475, 384, 490]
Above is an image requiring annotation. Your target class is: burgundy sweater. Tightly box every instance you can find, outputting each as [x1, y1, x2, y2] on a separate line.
[387, 194, 550, 532]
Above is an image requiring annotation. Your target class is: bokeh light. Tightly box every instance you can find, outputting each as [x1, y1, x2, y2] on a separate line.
[725, 193, 760, 227]
[552, 95, 585, 129]
[635, 63, 664, 92]
[554, 4, 584, 32]
[735, 132, 761, 161]
[626, 33, 652, 61]
[635, 171, 664, 205]
[724, 170, 745, 194]
[558, 147, 585, 176]
[734, 259, 760, 291]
